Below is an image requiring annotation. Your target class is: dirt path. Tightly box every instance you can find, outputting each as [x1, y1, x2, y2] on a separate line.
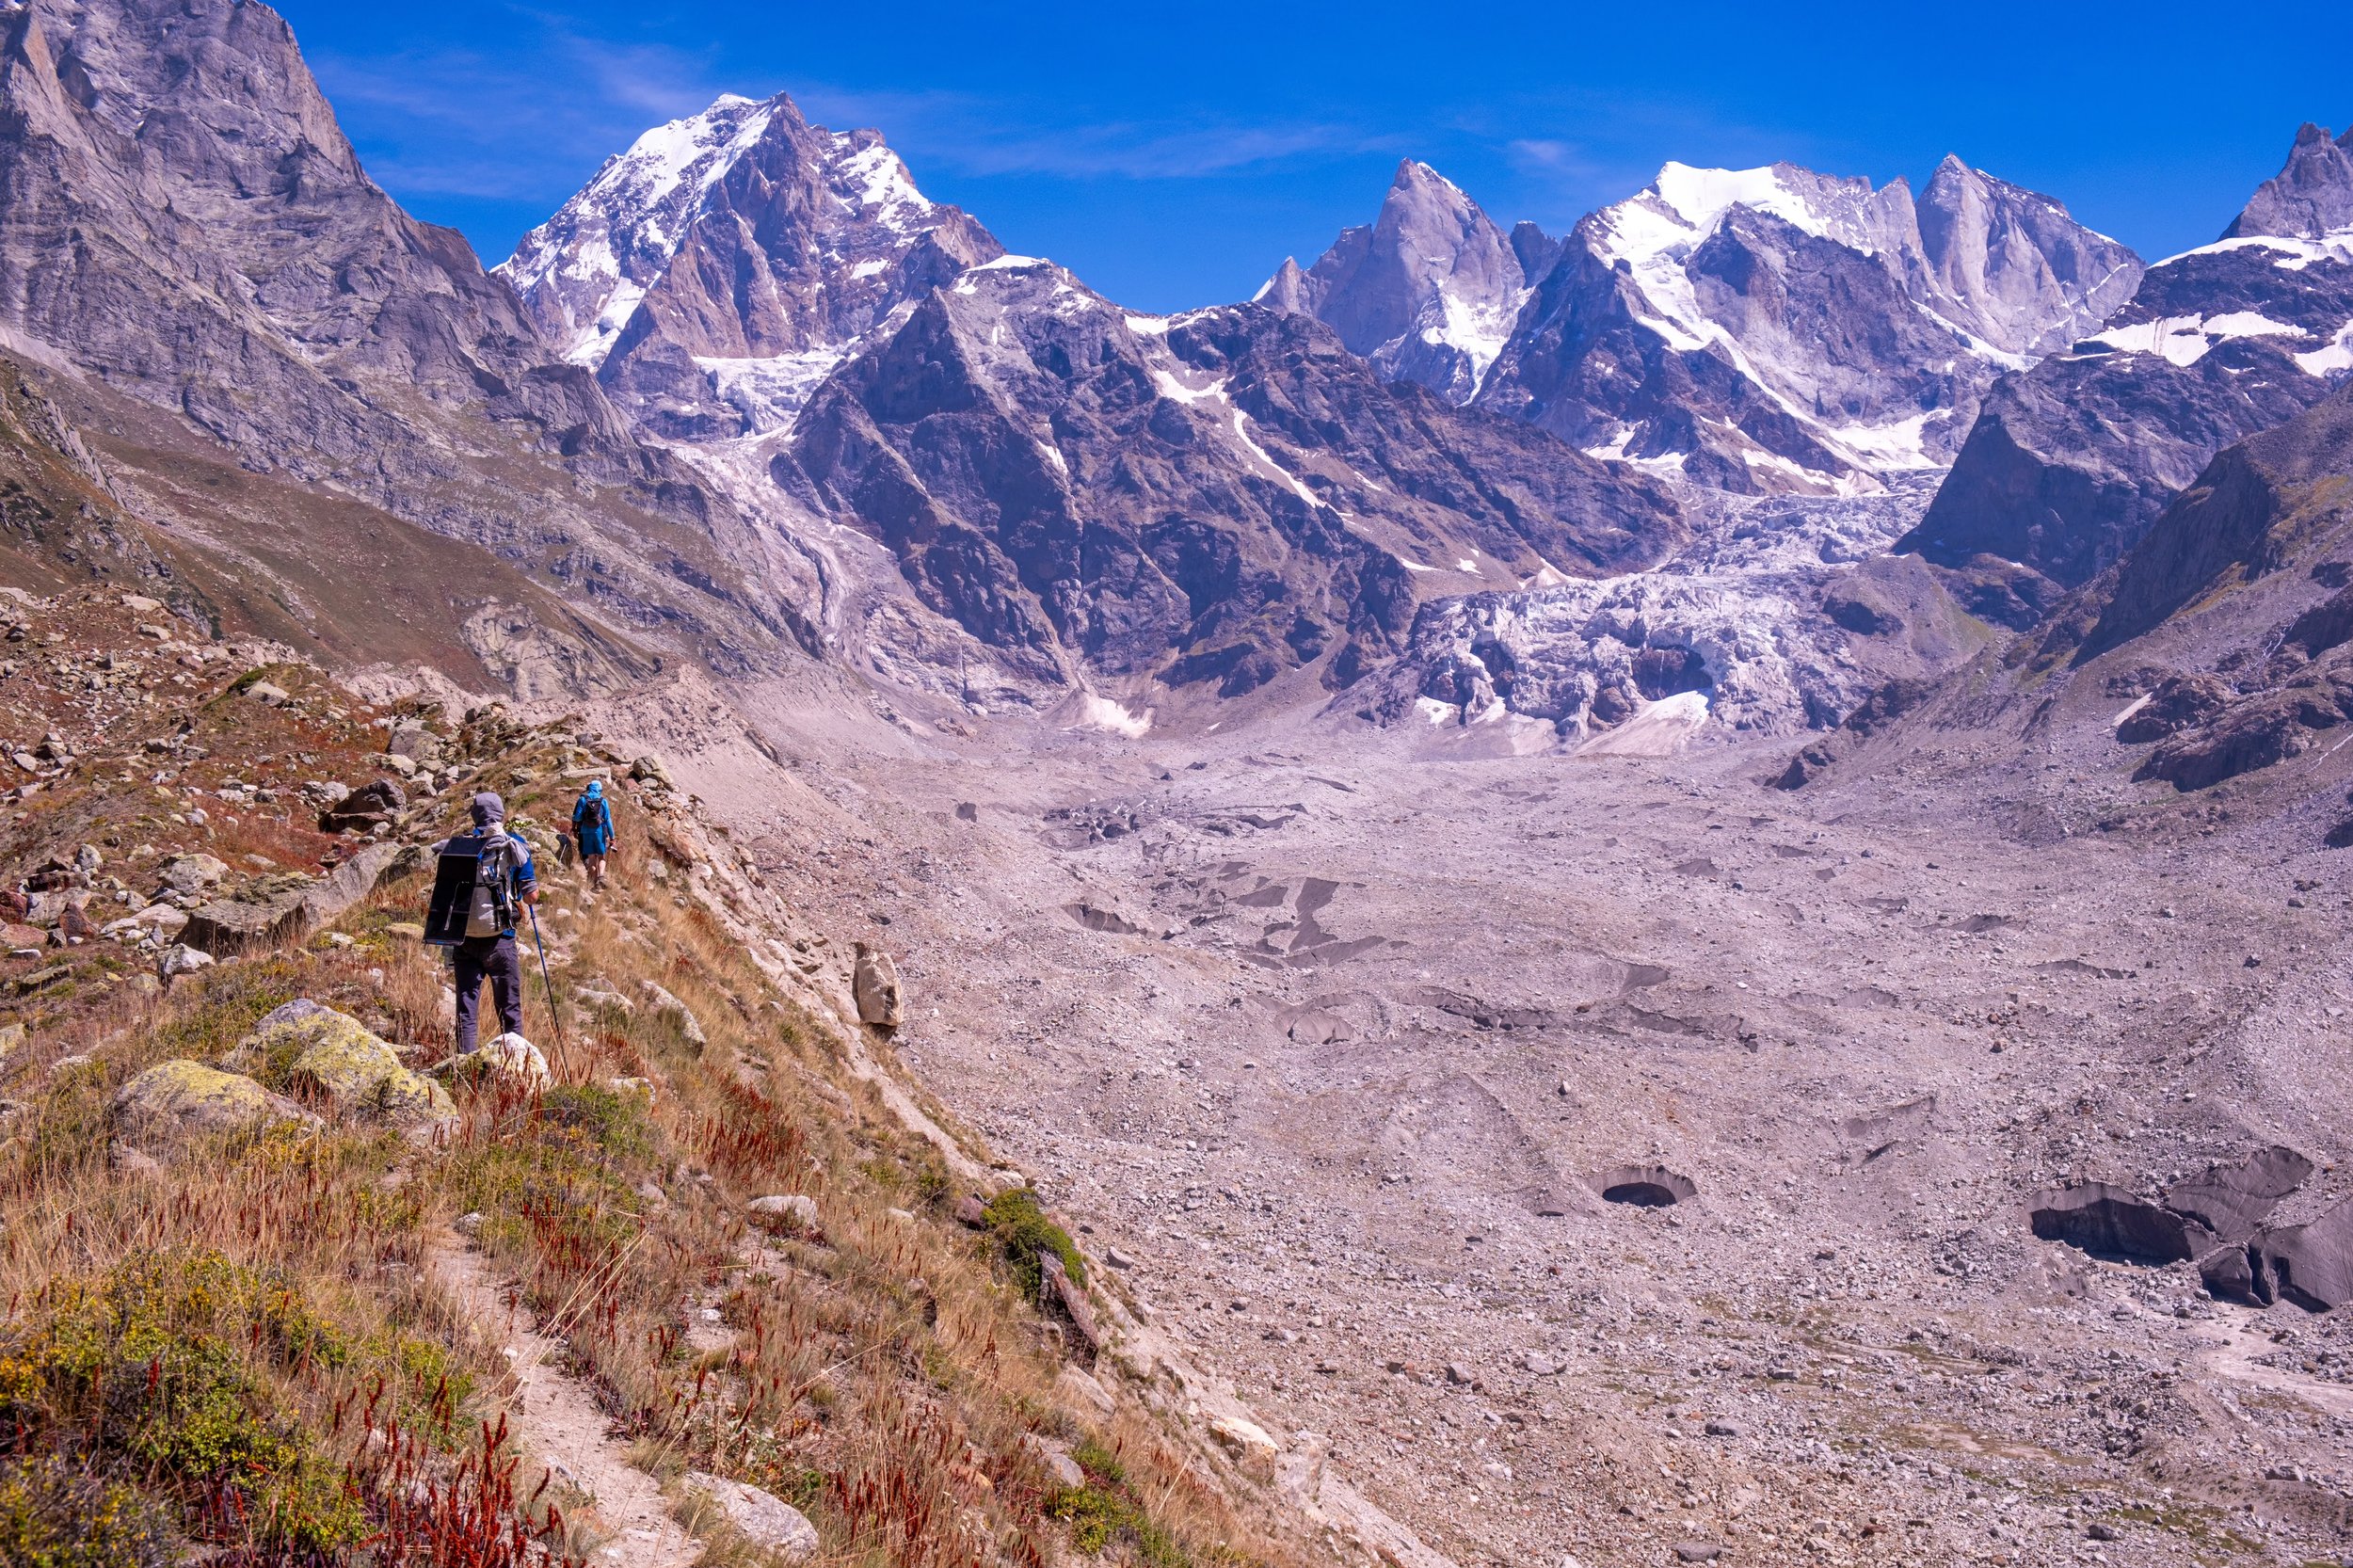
[431, 1242, 702, 1567]
[2199, 1315, 2353, 1423]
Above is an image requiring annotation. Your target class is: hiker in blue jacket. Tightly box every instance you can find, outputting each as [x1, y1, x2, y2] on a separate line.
[571, 778, 615, 891]
[440, 792, 536, 1054]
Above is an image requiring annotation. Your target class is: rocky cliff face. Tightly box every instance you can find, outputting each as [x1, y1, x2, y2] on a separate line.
[0, 0, 790, 678]
[776, 258, 1681, 695]
[499, 92, 1002, 440]
[1902, 125, 2353, 607]
[1472, 160, 2141, 495]
[1257, 160, 1548, 405]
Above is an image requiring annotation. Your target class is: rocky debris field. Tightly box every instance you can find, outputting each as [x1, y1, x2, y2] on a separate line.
[680, 691, 2353, 1568]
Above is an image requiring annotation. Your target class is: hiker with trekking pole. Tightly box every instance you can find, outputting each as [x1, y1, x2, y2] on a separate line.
[424, 792, 567, 1077]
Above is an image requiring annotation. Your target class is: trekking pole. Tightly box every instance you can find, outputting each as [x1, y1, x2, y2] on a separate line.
[526, 902, 572, 1082]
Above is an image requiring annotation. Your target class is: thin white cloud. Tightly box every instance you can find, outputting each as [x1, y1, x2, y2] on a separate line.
[795, 84, 1377, 181]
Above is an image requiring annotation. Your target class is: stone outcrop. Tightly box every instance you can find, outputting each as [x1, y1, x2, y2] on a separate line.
[2027, 1182, 2215, 1264]
[2166, 1146, 2313, 1242]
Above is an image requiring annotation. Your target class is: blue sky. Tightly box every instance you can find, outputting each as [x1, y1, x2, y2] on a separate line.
[278, 0, 2353, 314]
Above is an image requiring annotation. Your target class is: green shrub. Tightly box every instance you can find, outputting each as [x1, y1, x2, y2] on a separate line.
[0, 1458, 173, 1568]
[983, 1188, 1085, 1295]
[537, 1080, 654, 1161]
[0, 1252, 364, 1555]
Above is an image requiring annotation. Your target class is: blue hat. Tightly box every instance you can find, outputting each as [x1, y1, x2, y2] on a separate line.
[584, 779, 603, 798]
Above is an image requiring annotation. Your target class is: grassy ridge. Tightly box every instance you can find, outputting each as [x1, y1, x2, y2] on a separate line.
[0, 644, 1307, 1565]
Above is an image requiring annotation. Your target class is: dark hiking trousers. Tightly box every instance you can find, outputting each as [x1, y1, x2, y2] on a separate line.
[453, 935, 524, 1054]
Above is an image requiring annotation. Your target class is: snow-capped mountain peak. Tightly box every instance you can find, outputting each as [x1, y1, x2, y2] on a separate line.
[1257, 157, 1550, 405]
[501, 93, 786, 367]
[1619, 161, 1890, 256]
[500, 90, 1000, 439]
[1474, 156, 2141, 493]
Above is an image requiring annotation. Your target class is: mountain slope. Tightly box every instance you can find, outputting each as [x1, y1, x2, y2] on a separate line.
[1472, 159, 2142, 494]
[776, 259, 1682, 696]
[1900, 124, 2353, 608]
[1258, 160, 1548, 404]
[0, 0, 789, 682]
[499, 91, 1002, 439]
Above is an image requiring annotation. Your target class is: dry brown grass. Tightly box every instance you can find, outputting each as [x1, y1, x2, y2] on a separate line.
[0, 709, 1313, 1567]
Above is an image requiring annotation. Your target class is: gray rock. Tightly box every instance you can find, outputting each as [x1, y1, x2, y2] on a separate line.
[853, 942, 904, 1031]
[2029, 1181, 2215, 1264]
[2167, 1145, 2313, 1242]
[1020, 1433, 1086, 1491]
[2255, 1194, 2353, 1311]
[748, 1194, 820, 1234]
[643, 983, 707, 1047]
[157, 854, 230, 899]
[681, 1472, 819, 1563]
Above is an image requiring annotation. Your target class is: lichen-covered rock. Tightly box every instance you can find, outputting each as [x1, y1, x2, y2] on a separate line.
[681, 1472, 818, 1563]
[113, 1060, 317, 1148]
[853, 942, 903, 1031]
[236, 1000, 453, 1124]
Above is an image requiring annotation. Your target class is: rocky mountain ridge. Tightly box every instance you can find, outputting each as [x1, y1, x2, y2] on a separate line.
[498, 91, 1002, 440]
[774, 259, 1684, 699]
[1470, 157, 2143, 495]
[1257, 159, 1556, 405]
[0, 0, 802, 686]
[1901, 124, 2353, 612]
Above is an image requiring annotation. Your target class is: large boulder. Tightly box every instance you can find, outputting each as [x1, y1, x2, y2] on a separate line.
[2028, 1182, 2215, 1264]
[320, 778, 405, 833]
[2115, 673, 2233, 744]
[235, 1000, 452, 1125]
[853, 942, 903, 1031]
[183, 888, 311, 955]
[681, 1473, 818, 1563]
[156, 854, 230, 900]
[113, 1061, 317, 1149]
